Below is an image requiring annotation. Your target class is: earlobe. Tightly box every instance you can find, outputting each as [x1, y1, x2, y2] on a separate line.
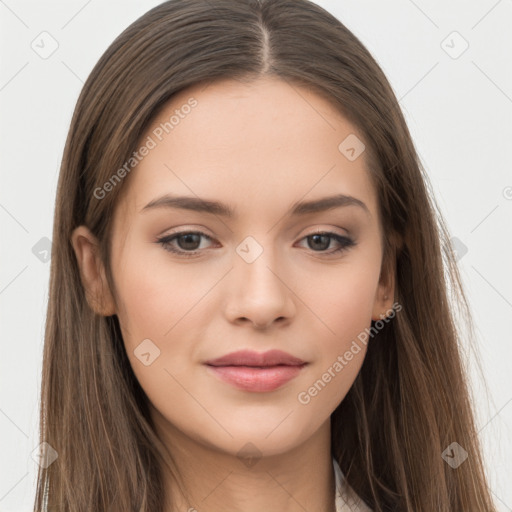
[70, 226, 116, 317]
[371, 290, 394, 321]
[371, 255, 396, 321]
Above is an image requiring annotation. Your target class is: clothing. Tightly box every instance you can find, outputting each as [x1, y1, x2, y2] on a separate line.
[333, 457, 373, 511]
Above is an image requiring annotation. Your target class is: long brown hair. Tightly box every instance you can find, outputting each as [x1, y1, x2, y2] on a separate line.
[35, 0, 496, 510]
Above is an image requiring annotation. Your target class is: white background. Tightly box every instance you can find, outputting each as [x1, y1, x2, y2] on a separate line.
[1, 0, 511, 510]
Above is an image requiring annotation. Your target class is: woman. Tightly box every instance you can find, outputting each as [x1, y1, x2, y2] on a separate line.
[35, 0, 496, 510]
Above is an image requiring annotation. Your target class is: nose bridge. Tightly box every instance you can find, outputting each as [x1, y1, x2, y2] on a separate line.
[226, 234, 294, 326]
[235, 234, 285, 296]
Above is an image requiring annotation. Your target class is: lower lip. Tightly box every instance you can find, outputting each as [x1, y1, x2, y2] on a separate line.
[205, 364, 306, 392]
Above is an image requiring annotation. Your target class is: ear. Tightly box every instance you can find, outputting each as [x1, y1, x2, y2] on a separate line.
[371, 247, 396, 321]
[70, 225, 116, 317]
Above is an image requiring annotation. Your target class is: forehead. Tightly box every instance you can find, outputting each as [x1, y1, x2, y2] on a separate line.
[114, 77, 378, 227]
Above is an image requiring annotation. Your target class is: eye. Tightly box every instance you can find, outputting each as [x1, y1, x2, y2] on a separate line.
[296, 231, 355, 255]
[156, 230, 356, 258]
[156, 231, 214, 257]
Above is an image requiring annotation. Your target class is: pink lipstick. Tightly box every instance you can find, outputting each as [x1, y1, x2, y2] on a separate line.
[204, 349, 307, 392]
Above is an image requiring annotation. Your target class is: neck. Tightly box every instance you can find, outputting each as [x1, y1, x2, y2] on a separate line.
[151, 407, 336, 512]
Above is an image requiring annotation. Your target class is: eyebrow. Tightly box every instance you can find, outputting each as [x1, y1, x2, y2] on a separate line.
[140, 193, 370, 218]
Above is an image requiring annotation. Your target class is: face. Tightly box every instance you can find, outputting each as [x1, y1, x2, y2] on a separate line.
[80, 77, 392, 460]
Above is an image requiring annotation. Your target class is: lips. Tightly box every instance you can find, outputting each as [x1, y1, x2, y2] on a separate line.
[205, 349, 306, 367]
[204, 349, 307, 392]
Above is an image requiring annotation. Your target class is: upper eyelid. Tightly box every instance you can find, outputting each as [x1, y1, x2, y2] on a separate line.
[160, 228, 350, 240]
[161, 222, 352, 236]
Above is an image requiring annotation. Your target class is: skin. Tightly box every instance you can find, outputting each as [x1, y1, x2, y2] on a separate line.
[72, 76, 394, 512]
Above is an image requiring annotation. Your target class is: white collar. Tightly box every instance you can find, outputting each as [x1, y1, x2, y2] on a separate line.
[333, 457, 372, 511]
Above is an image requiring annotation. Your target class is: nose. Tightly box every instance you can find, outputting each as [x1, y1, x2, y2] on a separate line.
[224, 241, 296, 330]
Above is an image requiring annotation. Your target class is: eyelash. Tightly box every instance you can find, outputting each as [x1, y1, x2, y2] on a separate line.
[156, 230, 356, 258]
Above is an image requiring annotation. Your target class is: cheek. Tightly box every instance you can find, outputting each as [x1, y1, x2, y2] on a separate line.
[112, 247, 219, 388]
[296, 251, 381, 400]
[112, 246, 188, 352]
[294, 280, 376, 415]
[326, 265, 379, 332]
[295, 248, 382, 340]
[112, 254, 200, 414]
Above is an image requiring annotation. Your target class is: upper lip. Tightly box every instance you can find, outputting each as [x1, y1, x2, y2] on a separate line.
[205, 349, 306, 367]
